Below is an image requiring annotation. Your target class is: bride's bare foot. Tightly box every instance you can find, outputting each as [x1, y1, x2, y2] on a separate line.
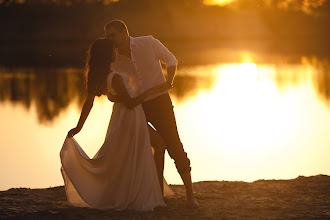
[186, 195, 199, 209]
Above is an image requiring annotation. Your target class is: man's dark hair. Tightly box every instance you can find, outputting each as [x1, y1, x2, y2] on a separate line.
[104, 20, 129, 35]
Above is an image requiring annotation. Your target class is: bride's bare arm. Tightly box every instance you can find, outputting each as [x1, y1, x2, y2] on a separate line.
[110, 73, 143, 108]
[111, 74, 134, 104]
[67, 94, 95, 137]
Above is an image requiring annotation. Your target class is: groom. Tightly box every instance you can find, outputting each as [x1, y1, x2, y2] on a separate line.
[104, 20, 199, 209]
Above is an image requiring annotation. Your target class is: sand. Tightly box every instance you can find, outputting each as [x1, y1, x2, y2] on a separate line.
[1, 175, 330, 219]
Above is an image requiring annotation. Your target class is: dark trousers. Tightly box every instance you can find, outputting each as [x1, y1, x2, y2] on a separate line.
[142, 93, 191, 175]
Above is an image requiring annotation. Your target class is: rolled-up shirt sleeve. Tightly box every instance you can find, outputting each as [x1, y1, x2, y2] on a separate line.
[149, 36, 178, 67]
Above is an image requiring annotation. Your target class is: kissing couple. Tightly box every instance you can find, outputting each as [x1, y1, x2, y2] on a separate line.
[60, 20, 199, 211]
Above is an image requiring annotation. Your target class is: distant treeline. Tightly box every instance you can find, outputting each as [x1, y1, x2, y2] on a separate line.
[1, 0, 329, 14]
[0, 0, 329, 67]
[0, 0, 329, 41]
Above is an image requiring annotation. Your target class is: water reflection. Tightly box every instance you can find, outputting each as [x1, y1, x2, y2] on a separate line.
[273, 56, 330, 107]
[0, 68, 215, 123]
[1, 56, 328, 124]
[0, 68, 86, 123]
[304, 56, 330, 106]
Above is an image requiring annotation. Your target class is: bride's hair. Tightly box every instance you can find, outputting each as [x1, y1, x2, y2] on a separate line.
[85, 38, 113, 96]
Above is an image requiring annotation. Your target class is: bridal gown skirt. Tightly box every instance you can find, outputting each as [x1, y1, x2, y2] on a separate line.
[60, 101, 173, 211]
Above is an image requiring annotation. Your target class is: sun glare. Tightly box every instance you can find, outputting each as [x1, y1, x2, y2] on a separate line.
[180, 62, 305, 162]
[203, 0, 234, 6]
[171, 60, 330, 183]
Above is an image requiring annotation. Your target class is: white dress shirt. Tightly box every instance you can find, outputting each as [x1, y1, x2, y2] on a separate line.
[111, 35, 178, 101]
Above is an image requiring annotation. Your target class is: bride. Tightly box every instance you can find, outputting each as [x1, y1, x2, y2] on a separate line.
[60, 38, 173, 211]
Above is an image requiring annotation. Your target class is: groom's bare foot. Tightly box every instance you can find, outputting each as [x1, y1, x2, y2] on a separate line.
[186, 196, 199, 209]
[180, 172, 199, 209]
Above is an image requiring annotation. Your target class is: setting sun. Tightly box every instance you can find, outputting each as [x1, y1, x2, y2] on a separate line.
[204, 0, 234, 6]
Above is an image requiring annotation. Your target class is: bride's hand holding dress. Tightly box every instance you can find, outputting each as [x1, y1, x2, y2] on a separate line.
[67, 94, 95, 137]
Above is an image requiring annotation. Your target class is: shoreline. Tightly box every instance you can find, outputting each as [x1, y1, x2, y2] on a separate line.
[1, 175, 330, 219]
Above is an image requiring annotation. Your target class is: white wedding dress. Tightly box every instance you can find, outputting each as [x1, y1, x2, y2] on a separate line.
[60, 72, 173, 211]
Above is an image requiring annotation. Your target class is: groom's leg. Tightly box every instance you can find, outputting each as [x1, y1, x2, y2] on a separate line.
[142, 94, 191, 176]
[143, 94, 199, 208]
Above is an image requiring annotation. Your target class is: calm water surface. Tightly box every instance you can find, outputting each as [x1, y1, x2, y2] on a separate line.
[0, 53, 329, 191]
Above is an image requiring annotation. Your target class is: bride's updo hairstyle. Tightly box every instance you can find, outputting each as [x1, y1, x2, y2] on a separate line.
[85, 38, 113, 96]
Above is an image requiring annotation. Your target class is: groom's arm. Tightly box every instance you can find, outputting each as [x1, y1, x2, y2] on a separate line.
[149, 36, 178, 86]
[166, 65, 177, 86]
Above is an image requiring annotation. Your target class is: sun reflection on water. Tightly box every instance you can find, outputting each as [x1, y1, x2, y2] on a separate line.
[167, 61, 330, 183]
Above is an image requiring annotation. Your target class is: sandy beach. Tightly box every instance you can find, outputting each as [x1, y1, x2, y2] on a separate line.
[1, 175, 330, 219]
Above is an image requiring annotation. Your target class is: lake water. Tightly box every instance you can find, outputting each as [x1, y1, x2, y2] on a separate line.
[0, 51, 329, 191]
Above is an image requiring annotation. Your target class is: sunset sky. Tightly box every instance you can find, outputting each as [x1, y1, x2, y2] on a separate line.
[0, 0, 328, 15]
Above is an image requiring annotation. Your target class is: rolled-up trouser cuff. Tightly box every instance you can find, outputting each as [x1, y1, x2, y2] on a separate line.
[172, 151, 191, 175]
[176, 163, 191, 175]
